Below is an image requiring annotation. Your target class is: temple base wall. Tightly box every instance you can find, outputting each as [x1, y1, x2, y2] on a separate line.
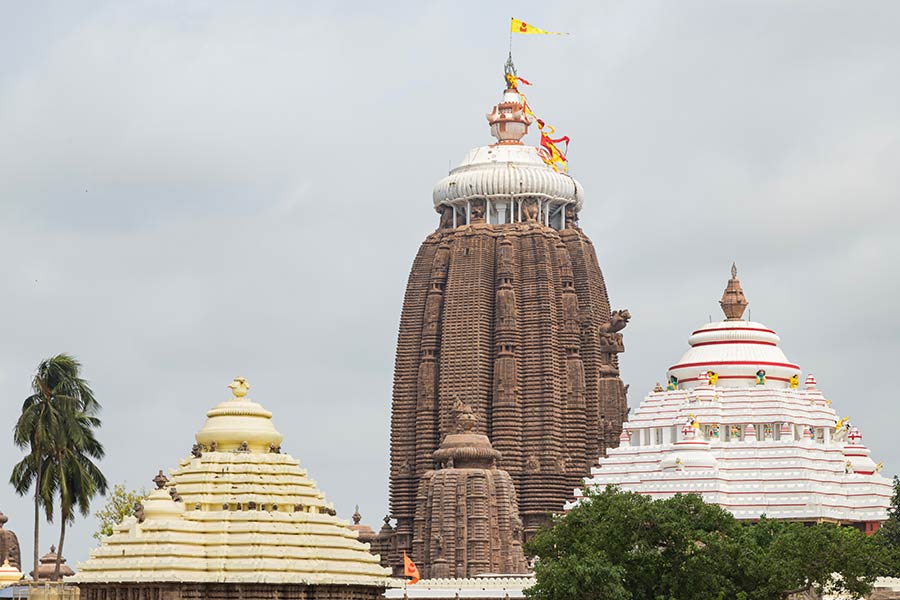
[78, 583, 387, 600]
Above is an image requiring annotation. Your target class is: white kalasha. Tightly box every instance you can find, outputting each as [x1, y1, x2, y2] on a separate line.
[574, 270, 891, 527]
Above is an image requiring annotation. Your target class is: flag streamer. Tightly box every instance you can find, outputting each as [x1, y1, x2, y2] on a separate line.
[506, 72, 570, 172]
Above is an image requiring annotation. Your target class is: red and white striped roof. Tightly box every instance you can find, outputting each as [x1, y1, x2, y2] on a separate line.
[574, 270, 891, 525]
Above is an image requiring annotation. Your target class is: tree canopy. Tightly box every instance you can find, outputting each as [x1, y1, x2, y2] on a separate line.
[93, 484, 147, 541]
[525, 487, 888, 600]
[9, 354, 107, 580]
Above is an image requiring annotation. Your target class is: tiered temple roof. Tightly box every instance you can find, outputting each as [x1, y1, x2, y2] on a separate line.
[73, 378, 392, 597]
[576, 268, 891, 529]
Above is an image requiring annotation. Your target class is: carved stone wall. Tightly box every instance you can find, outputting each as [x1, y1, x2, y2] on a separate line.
[389, 219, 628, 574]
[411, 400, 527, 579]
[78, 583, 385, 600]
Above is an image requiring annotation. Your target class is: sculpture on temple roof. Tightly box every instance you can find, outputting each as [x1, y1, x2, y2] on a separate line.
[153, 470, 168, 490]
[667, 375, 678, 391]
[755, 370, 766, 385]
[789, 374, 800, 389]
[0, 511, 21, 573]
[227, 377, 250, 398]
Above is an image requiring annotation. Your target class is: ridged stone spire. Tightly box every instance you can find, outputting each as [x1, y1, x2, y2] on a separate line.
[719, 263, 749, 320]
[411, 399, 527, 579]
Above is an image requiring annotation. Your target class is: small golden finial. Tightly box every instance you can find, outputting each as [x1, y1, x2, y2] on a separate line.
[228, 377, 250, 398]
[720, 263, 749, 320]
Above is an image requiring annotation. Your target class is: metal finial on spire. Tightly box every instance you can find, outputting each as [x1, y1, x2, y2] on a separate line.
[719, 263, 749, 321]
[504, 52, 517, 82]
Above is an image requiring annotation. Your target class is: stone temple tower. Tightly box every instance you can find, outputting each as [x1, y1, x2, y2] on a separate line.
[388, 60, 629, 574]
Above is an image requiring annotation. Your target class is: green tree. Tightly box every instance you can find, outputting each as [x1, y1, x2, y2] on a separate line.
[49, 403, 108, 579]
[9, 354, 105, 579]
[525, 486, 887, 600]
[874, 475, 900, 575]
[93, 484, 147, 541]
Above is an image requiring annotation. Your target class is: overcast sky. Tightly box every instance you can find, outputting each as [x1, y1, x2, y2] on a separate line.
[1, 1, 899, 568]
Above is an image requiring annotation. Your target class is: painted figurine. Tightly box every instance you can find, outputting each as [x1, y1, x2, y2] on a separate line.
[667, 375, 678, 391]
[755, 370, 766, 385]
[707, 371, 719, 386]
[789, 374, 800, 389]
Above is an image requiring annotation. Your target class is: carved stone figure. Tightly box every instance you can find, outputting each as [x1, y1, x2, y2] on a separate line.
[153, 470, 168, 490]
[522, 198, 539, 221]
[469, 199, 486, 223]
[191, 444, 203, 458]
[439, 205, 454, 229]
[133, 503, 145, 523]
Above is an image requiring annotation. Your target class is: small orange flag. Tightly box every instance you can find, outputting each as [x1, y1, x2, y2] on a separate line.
[403, 551, 421, 584]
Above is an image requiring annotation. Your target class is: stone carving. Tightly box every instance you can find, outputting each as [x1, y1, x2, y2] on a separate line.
[169, 488, 182, 503]
[153, 470, 168, 490]
[0, 511, 22, 572]
[237, 441, 249, 452]
[133, 503, 145, 523]
[439, 205, 454, 229]
[598, 309, 631, 375]
[470, 199, 486, 223]
[389, 197, 629, 575]
[522, 198, 539, 222]
[228, 377, 250, 398]
[209, 441, 218, 452]
[411, 397, 528, 578]
[564, 203, 578, 228]
[191, 444, 203, 458]
[269, 442, 282, 454]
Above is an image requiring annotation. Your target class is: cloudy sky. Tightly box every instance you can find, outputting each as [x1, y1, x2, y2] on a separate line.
[1, 0, 898, 568]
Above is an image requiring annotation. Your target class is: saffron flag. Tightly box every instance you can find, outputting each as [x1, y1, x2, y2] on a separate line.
[511, 18, 568, 35]
[403, 552, 421, 585]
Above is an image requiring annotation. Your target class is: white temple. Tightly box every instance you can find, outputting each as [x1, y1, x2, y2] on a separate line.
[575, 266, 892, 532]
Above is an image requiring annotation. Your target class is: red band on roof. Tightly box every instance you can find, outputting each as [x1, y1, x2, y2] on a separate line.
[692, 340, 777, 348]
[692, 326, 777, 336]
[669, 360, 801, 371]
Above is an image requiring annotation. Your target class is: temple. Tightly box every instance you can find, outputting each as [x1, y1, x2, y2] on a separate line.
[387, 57, 629, 576]
[72, 378, 393, 600]
[575, 267, 892, 531]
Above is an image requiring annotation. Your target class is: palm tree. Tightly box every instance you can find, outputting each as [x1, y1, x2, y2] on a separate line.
[9, 354, 103, 579]
[49, 403, 107, 579]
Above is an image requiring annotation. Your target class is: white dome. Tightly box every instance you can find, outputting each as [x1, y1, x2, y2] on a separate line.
[432, 144, 584, 210]
[668, 320, 800, 389]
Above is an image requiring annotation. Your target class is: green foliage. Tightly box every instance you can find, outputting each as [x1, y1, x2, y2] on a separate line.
[525, 486, 886, 600]
[874, 476, 900, 575]
[94, 484, 147, 541]
[8, 354, 108, 578]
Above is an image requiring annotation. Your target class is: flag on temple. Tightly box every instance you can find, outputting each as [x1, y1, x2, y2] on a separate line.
[511, 18, 568, 35]
[403, 552, 420, 584]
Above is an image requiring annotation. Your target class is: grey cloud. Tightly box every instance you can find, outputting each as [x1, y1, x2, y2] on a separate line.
[1, 0, 898, 567]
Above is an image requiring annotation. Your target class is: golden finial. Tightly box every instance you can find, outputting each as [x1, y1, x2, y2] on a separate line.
[228, 377, 250, 398]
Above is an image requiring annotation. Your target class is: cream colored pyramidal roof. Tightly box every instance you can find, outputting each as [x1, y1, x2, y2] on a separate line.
[74, 378, 393, 587]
